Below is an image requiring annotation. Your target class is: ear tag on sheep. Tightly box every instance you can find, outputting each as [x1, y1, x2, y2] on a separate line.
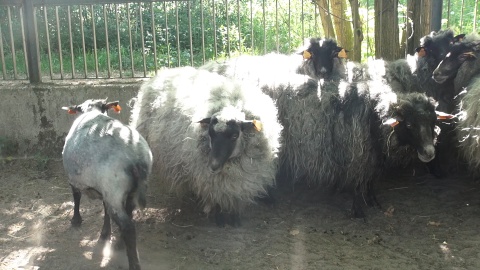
[252, 119, 262, 132]
[384, 118, 399, 127]
[463, 52, 477, 59]
[113, 104, 122, 113]
[67, 109, 77, 115]
[436, 111, 454, 120]
[303, 50, 312, 60]
[337, 49, 348, 58]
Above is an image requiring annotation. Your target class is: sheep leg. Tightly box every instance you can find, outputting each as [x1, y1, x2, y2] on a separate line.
[365, 182, 381, 208]
[214, 204, 226, 227]
[110, 208, 141, 270]
[70, 185, 82, 226]
[99, 202, 111, 241]
[351, 194, 366, 220]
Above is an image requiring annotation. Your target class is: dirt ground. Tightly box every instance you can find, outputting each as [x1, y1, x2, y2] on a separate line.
[1, 158, 480, 270]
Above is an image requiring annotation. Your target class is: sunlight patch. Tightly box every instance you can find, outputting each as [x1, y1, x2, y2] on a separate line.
[8, 221, 25, 236]
[100, 240, 112, 267]
[80, 237, 97, 248]
[0, 246, 54, 269]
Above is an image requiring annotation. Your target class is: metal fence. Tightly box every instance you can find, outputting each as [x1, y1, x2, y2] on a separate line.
[0, 0, 478, 82]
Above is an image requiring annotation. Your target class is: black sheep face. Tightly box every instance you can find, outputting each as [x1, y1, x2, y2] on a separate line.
[302, 38, 346, 80]
[432, 42, 479, 84]
[199, 116, 260, 174]
[391, 95, 437, 163]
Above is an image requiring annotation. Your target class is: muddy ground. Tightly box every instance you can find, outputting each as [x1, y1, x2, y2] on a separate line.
[1, 158, 480, 270]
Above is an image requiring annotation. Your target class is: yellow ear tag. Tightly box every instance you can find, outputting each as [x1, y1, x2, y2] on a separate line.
[337, 49, 347, 58]
[303, 50, 312, 60]
[253, 120, 263, 132]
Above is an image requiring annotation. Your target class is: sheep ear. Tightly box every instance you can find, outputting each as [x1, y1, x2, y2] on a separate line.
[62, 105, 80, 114]
[106, 101, 121, 113]
[302, 50, 312, 60]
[337, 48, 348, 58]
[436, 111, 455, 120]
[198, 117, 211, 128]
[383, 118, 399, 127]
[459, 51, 476, 61]
[415, 47, 427, 57]
[241, 120, 262, 132]
[454, 34, 465, 43]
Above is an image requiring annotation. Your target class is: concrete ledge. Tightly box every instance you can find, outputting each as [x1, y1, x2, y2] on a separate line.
[0, 79, 147, 157]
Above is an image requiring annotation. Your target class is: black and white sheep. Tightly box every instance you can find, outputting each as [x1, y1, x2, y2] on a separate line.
[433, 33, 480, 179]
[267, 75, 440, 218]
[62, 99, 153, 270]
[130, 67, 282, 227]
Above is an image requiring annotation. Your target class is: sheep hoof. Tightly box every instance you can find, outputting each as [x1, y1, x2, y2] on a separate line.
[70, 216, 82, 227]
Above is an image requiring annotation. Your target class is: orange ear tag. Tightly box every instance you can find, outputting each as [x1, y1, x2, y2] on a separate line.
[113, 104, 122, 113]
[68, 109, 77, 114]
[337, 49, 348, 58]
[303, 50, 312, 60]
[436, 111, 454, 120]
[252, 119, 263, 131]
[384, 118, 399, 127]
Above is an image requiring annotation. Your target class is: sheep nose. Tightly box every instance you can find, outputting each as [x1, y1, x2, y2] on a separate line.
[320, 67, 327, 74]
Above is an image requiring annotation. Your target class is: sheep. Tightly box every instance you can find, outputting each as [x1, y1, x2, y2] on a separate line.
[129, 67, 282, 227]
[266, 74, 441, 218]
[62, 99, 153, 270]
[432, 33, 480, 180]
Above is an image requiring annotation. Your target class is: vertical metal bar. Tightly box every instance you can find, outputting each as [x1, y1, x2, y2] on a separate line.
[250, 0, 253, 51]
[164, 1, 170, 68]
[175, 1, 180, 66]
[127, 3, 134, 76]
[213, 0, 218, 58]
[460, 0, 465, 32]
[150, 2, 157, 74]
[301, 0, 304, 41]
[474, 0, 478, 32]
[80, 5, 87, 78]
[288, 0, 291, 50]
[237, 0, 241, 54]
[104, 4, 111, 78]
[115, 4, 123, 78]
[188, 1, 193, 65]
[68, 6, 75, 78]
[431, 0, 443, 31]
[91, 5, 98, 78]
[263, 0, 266, 54]
[20, 6, 29, 79]
[55, 6, 64, 79]
[447, 0, 451, 27]
[201, 0, 206, 63]
[7, 7, 18, 79]
[139, 3, 146, 77]
[43, 5, 53, 79]
[24, 4, 41, 82]
[225, 0, 230, 56]
[276, 0, 279, 52]
[0, 22, 6, 79]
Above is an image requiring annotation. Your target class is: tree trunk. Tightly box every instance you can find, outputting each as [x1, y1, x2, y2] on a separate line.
[330, 0, 353, 51]
[374, 0, 400, 61]
[315, 0, 336, 39]
[406, 0, 432, 55]
[349, 0, 363, 62]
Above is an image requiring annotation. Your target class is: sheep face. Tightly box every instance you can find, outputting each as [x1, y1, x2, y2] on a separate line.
[200, 116, 259, 174]
[433, 42, 479, 84]
[416, 30, 459, 69]
[389, 96, 438, 163]
[301, 38, 345, 80]
[62, 99, 121, 114]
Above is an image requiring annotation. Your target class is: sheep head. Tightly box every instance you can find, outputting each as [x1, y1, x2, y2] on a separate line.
[432, 40, 480, 84]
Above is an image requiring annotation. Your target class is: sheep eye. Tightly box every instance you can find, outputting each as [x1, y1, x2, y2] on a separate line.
[231, 134, 239, 141]
[406, 122, 413, 129]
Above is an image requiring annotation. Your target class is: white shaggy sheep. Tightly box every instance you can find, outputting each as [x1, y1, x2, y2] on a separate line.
[130, 67, 282, 226]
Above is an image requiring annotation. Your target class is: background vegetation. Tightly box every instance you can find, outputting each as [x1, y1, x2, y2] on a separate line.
[0, 0, 478, 80]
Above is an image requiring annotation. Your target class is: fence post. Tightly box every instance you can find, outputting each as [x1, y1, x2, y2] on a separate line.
[23, 0, 41, 83]
[431, 0, 443, 32]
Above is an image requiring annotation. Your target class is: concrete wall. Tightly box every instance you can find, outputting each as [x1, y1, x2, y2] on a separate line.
[0, 80, 146, 158]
